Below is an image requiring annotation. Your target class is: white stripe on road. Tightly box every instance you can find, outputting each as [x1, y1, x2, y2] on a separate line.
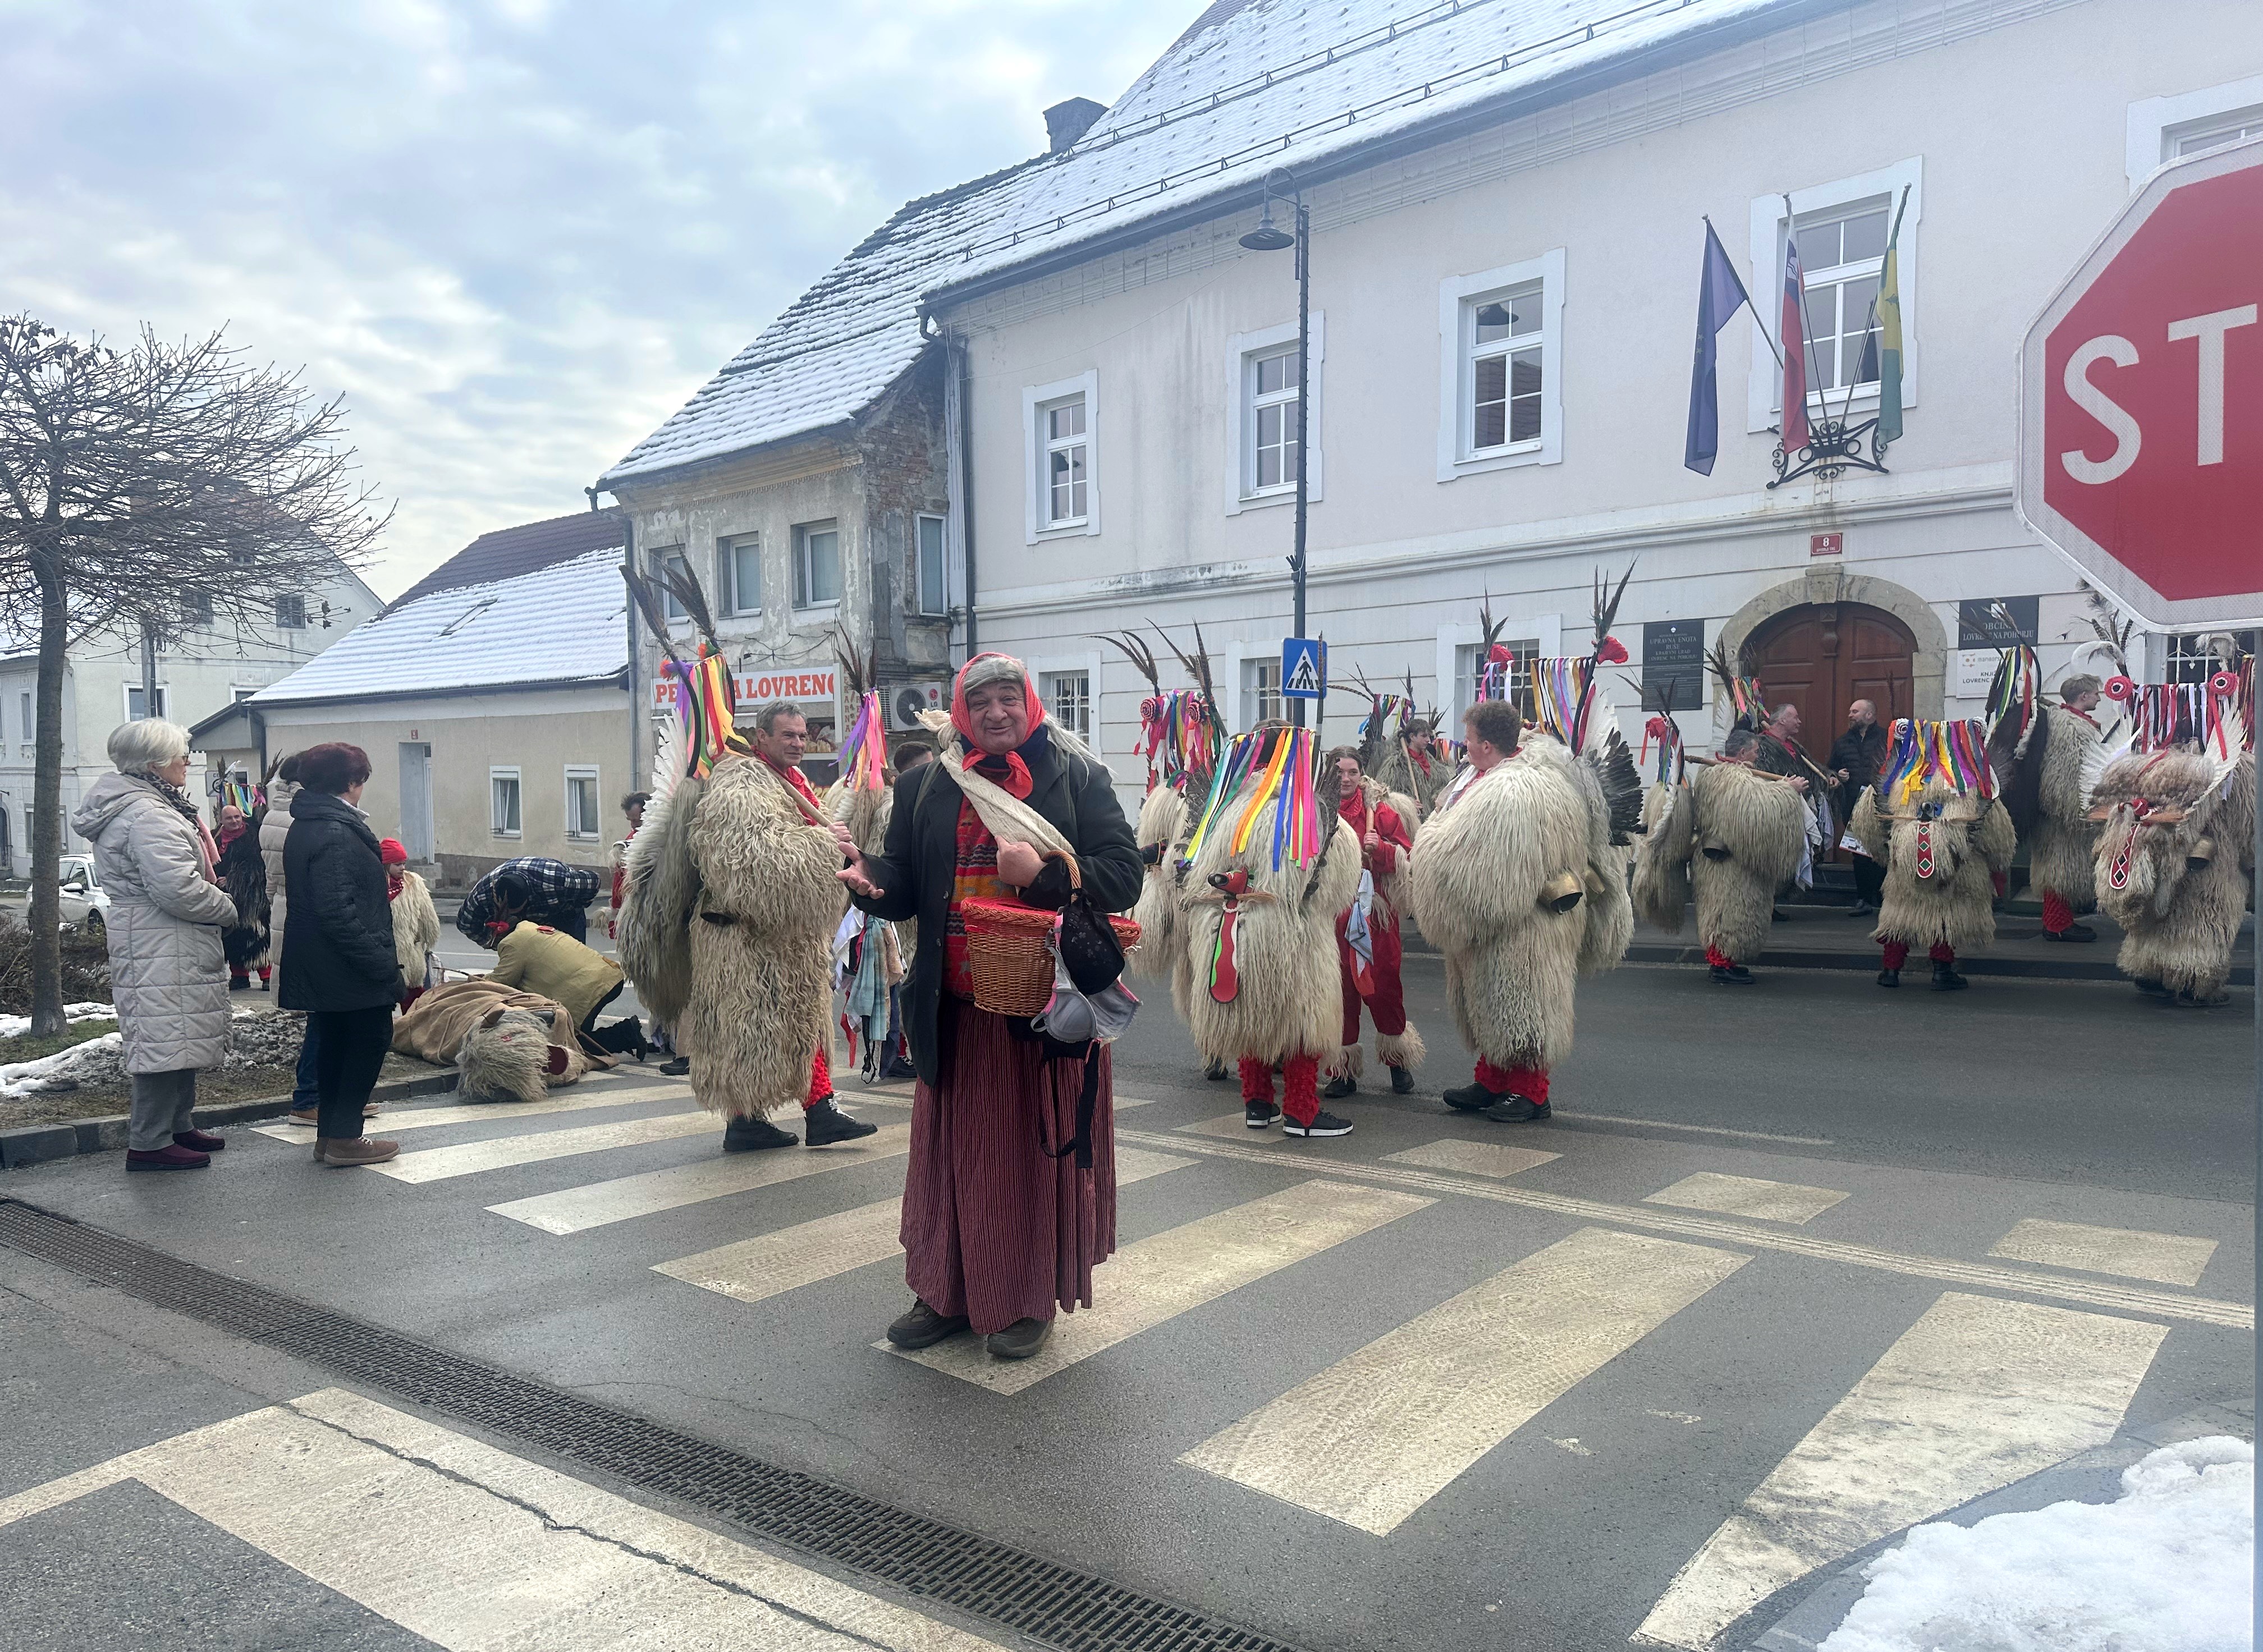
[885, 1179, 1431, 1394]
[369, 1110, 719, 1183]
[1382, 1139, 1560, 1179]
[488, 1125, 913, 1235]
[1642, 1172, 1847, 1226]
[0, 1388, 1004, 1651]
[1633, 1292, 2166, 1650]
[1183, 1227, 1746, 1535]
[657, 1146, 1194, 1305]
[1568, 1113, 1833, 1147]
[1987, 1217, 2218, 1287]
[253, 1085, 687, 1142]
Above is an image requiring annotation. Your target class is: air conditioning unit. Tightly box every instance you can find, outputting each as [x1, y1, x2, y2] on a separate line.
[890, 682, 947, 730]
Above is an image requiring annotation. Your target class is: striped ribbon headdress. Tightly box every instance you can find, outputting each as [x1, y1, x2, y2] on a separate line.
[1183, 726, 1324, 871]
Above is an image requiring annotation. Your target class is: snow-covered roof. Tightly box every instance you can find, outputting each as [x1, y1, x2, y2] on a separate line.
[603, 0, 1790, 487]
[249, 547, 628, 706]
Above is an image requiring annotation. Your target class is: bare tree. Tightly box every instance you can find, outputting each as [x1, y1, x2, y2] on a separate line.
[0, 317, 387, 1035]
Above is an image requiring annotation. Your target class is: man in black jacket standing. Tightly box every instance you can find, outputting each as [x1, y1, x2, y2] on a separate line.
[1829, 699, 1890, 915]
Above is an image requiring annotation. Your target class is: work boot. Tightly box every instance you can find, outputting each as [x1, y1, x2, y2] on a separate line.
[886, 1298, 969, 1350]
[125, 1142, 210, 1172]
[1441, 1080, 1501, 1113]
[1876, 968, 1900, 988]
[1203, 1059, 1231, 1082]
[659, 1056, 690, 1076]
[2044, 923, 2096, 943]
[172, 1128, 226, 1153]
[987, 1317, 1053, 1361]
[1709, 963, 1755, 985]
[317, 1136, 401, 1167]
[1244, 1100, 1281, 1129]
[1483, 1094, 1551, 1123]
[1321, 1074, 1357, 1100]
[723, 1114, 797, 1152]
[803, 1098, 877, 1145]
[1389, 1064, 1416, 1096]
[1281, 1109, 1353, 1139]
[1930, 961, 1968, 992]
[285, 1106, 318, 1126]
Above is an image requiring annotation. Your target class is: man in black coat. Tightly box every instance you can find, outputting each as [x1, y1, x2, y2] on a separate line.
[1829, 699, 1890, 914]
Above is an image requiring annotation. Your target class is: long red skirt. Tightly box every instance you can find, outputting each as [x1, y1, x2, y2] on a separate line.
[900, 997, 1117, 1334]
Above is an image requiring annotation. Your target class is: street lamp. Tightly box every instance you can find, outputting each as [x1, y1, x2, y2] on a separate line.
[1240, 167, 1310, 726]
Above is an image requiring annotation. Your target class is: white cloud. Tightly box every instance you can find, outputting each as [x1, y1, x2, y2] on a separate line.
[0, 0, 1190, 596]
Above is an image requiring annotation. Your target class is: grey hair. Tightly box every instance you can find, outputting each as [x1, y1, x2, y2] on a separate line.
[107, 718, 192, 775]
[959, 654, 1027, 694]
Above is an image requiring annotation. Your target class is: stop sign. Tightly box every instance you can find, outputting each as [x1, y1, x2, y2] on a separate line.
[2017, 134, 2263, 629]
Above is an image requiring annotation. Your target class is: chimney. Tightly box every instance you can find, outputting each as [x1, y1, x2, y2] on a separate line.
[1044, 97, 1106, 154]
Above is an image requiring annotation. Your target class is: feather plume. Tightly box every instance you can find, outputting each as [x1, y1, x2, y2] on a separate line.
[659, 561, 722, 653]
[621, 567, 688, 670]
[1591, 562, 1634, 651]
[835, 623, 878, 701]
[1091, 630, 1162, 695]
[1583, 727, 1644, 845]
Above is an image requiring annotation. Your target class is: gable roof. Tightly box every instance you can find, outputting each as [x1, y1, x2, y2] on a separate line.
[250, 545, 630, 708]
[389, 506, 624, 609]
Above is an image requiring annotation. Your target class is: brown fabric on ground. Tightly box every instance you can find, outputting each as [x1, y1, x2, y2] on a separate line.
[390, 976, 616, 1076]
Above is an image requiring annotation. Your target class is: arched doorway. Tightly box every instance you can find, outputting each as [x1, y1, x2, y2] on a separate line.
[1743, 602, 1917, 749]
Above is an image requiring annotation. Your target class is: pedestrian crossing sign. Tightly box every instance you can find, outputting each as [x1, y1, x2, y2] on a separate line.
[1281, 637, 1326, 700]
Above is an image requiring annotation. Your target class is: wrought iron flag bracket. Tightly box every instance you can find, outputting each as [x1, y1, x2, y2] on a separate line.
[1769, 414, 1891, 488]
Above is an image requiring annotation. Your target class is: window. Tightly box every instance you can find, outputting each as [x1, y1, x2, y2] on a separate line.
[2166, 631, 2257, 685]
[19, 693, 29, 741]
[185, 591, 215, 626]
[648, 547, 689, 621]
[1249, 347, 1300, 491]
[720, 534, 761, 617]
[1022, 371, 1100, 540]
[793, 521, 840, 609]
[1241, 658, 1282, 730]
[1793, 200, 1889, 400]
[915, 514, 947, 616]
[2170, 107, 2262, 157]
[275, 594, 307, 628]
[1227, 315, 1326, 513]
[490, 768, 521, 838]
[123, 685, 167, 720]
[2128, 79, 2263, 185]
[1454, 639, 1538, 719]
[232, 687, 256, 702]
[1042, 671, 1091, 740]
[564, 765, 601, 839]
[1437, 250, 1565, 479]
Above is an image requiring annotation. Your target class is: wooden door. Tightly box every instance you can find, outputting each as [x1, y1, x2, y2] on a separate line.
[1743, 603, 1916, 752]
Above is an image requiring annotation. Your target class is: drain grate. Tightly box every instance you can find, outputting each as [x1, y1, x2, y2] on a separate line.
[0, 1198, 1309, 1652]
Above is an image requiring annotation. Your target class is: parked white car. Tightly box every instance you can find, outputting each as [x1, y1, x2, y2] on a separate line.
[56, 855, 111, 936]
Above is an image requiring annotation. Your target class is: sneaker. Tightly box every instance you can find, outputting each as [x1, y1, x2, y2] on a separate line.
[723, 1113, 797, 1152]
[317, 1136, 400, 1167]
[1483, 1095, 1551, 1123]
[1244, 1100, 1281, 1128]
[1389, 1065, 1416, 1096]
[1281, 1109, 1353, 1139]
[285, 1107, 318, 1126]
[803, 1098, 878, 1145]
[2044, 924, 2097, 943]
[987, 1317, 1053, 1361]
[1321, 1075, 1357, 1100]
[1876, 968, 1901, 988]
[172, 1128, 226, 1153]
[126, 1143, 210, 1172]
[1441, 1081, 1501, 1113]
[886, 1298, 969, 1349]
[659, 1056, 690, 1076]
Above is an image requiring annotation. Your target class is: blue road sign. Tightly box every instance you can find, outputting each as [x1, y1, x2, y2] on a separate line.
[1282, 637, 1326, 700]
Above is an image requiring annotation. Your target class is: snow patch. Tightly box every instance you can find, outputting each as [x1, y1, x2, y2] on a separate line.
[0, 1002, 118, 1039]
[1819, 1437, 2252, 1652]
[0, 1010, 308, 1098]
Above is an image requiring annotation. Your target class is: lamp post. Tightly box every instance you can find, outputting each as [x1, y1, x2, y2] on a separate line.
[1240, 167, 1310, 727]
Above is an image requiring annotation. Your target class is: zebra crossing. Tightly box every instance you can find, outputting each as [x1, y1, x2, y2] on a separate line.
[245, 1071, 2243, 1649]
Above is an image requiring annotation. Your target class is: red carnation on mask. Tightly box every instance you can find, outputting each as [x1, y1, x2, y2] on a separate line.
[1595, 636, 1629, 664]
[2104, 674, 2138, 704]
[1487, 643, 1513, 666]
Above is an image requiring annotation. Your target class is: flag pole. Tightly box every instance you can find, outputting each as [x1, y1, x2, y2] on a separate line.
[1711, 213, 1785, 369]
[1835, 182, 1913, 427]
[1782, 192, 1825, 438]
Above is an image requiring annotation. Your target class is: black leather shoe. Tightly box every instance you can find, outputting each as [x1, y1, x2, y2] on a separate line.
[1931, 963, 1969, 992]
[2134, 977, 2170, 995]
[2176, 988, 2232, 1009]
[1877, 968, 1900, 988]
[1204, 1060, 1232, 1081]
[2044, 924, 2097, 942]
[1441, 1081, 1501, 1112]
[987, 1317, 1053, 1360]
[1710, 964, 1756, 985]
[1389, 1064, 1416, 1096]
[886, 1298, 968, 1349]
[1321, 1075, 1357, 1100]
[803, 1099, 878, 1145]
[659, 1056, 690, 1076]
[1483, 1095, 1551, 1123]
[723, 1113, 797, 1151]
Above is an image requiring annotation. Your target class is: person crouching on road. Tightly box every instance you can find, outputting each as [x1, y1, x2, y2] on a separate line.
[279, 742, 404, 1167]
[71, 719, 242, 1173]
[383, 838, 439, 1011]
[1322, 747, 1422, 1099]
[485, 877, 627, 1037]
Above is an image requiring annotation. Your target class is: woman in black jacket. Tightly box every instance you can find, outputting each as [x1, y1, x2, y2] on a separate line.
[279, 743, 404, 1166]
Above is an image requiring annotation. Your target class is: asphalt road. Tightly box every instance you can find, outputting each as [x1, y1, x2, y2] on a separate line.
[1, 957, 2251, 1651]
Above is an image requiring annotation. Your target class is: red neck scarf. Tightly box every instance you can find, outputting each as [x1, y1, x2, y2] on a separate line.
[951, 653, 1048, 801]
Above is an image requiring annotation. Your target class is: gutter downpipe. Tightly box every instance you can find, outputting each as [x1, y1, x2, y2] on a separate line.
[928, 309, 976, 660]
[590, 484, 639, 790]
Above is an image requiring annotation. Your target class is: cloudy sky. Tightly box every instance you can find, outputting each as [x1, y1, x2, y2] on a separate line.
[0, 1, 1192, 598]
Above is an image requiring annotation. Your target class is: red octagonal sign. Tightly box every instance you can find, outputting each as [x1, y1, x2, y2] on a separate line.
[2018, 135, 2263, 629]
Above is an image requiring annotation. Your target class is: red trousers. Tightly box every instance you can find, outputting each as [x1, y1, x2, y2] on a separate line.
[1881, 941, 1954, 969]
[1242, 1055, 1320, 1126]
[1475, 1059, 1550, 1104]
[1337, 916, 1408, 1049]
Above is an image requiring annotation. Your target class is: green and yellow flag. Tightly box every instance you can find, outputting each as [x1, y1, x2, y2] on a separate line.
[1874, 192, 1907, 446]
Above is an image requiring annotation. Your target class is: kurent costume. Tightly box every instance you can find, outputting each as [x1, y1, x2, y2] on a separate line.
[1849, 719, 2017, 989]
[1330, 770, 1424, 1091]
[1634, 758, 1808, 983]
[1985, 653, 2106, 942]
[391, 977, 619, 1104]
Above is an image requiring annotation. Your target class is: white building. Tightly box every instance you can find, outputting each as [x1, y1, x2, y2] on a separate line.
[895, 0, 2257, 798]
[0, 563, 381, 871]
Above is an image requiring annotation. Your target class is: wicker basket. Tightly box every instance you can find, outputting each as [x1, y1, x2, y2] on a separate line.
[959, 854, 1140, 1017]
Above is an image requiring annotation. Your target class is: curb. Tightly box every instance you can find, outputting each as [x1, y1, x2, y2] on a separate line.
[0, 1070, 460, 1171]
[1399, 939, 2252, 986]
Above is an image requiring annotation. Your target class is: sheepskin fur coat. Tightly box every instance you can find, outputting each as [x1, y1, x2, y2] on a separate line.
[2028, 704, 2104, 909]
[391, 978, 612, 1104]
[1635, 761, 1807, 964]
[2091, 747, 2255, 1001]
[1850, 782, 2017, 954]
[1408, 738, 1632, 1075]
[390, 868, 440, 987]
[1129, 781, 1195, 1020]
[1176, 787, 1361, 1070]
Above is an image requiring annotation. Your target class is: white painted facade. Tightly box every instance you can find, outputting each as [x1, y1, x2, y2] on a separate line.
[934, 0, 2262, 801]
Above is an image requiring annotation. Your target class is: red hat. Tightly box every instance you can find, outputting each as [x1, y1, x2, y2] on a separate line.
[379, 838, 409, 865]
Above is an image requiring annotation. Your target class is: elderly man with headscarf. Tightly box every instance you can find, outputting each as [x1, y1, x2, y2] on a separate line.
[840, 653, 1142, 1364]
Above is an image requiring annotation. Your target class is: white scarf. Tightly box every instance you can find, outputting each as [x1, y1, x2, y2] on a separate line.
[931, 734, 1078, 862]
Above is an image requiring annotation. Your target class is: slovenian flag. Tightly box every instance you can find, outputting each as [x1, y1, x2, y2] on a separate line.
[1683, 219, 1755, 476]
[1779, 218, 1810, 453]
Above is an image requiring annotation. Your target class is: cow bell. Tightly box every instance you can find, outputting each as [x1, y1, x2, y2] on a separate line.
[1541, 871, 1584, 914]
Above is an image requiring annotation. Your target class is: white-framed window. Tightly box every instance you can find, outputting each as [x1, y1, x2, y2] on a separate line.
[720, 534, 761, 617]
[1453, 639, 1539, 718]
[19, 692, 29, 740]
[1748, 158, 1921, 434]
[1022, 371, 1101, 542]
[2166, 630, 2258, 685]
[1437, 249, 1565, 480]
[1041, 670, 1091, 740]
[1226, 315, 1327, 513]
[564, 764, 601, 839]
[915, 513, 947, 616]
[123, 685, 167, 721]
[274, 594, 307, 629]
[2127, 78, 2263, 186]
[185, 590, 215, 626]
[489, 767, 522, 838]
[648, 547, 689, 622]
[792, 520, 840, 609]
[1436, 615, 1562, 728]
[1241, 658, 1282, 730]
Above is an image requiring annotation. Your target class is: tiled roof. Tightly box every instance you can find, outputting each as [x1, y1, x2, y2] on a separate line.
[604, 0, 1788, 485]
[250, 547, 629, 706]
[390, 506, 624, 609]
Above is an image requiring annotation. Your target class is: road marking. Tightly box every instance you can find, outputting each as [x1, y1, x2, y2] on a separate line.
[251, 1086, 687, 1142]
[1633, 1292, 2166, 1650]
[487, 1125, 914, 1235]
[656, 1146, 1194, 1305]
[1183, 1227, 1746, 1535]
[1383, 1139, 1560, 1178]
[1115, 1128, 2253, 1329]
[1565, 1113, 1833, 1147]
[0, 1388, 1004, 1650]
[370, 1110, 720, 1183]
[1176, 1112, 1286, 1142]
[1642, 1172, 1847, 1226]
[1987, 1217, 2218, 1287]
[885, 1178, 1431, 1394]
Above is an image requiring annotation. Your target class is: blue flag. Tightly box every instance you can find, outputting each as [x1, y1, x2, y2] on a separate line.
[1684, 219, 1756, 475]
